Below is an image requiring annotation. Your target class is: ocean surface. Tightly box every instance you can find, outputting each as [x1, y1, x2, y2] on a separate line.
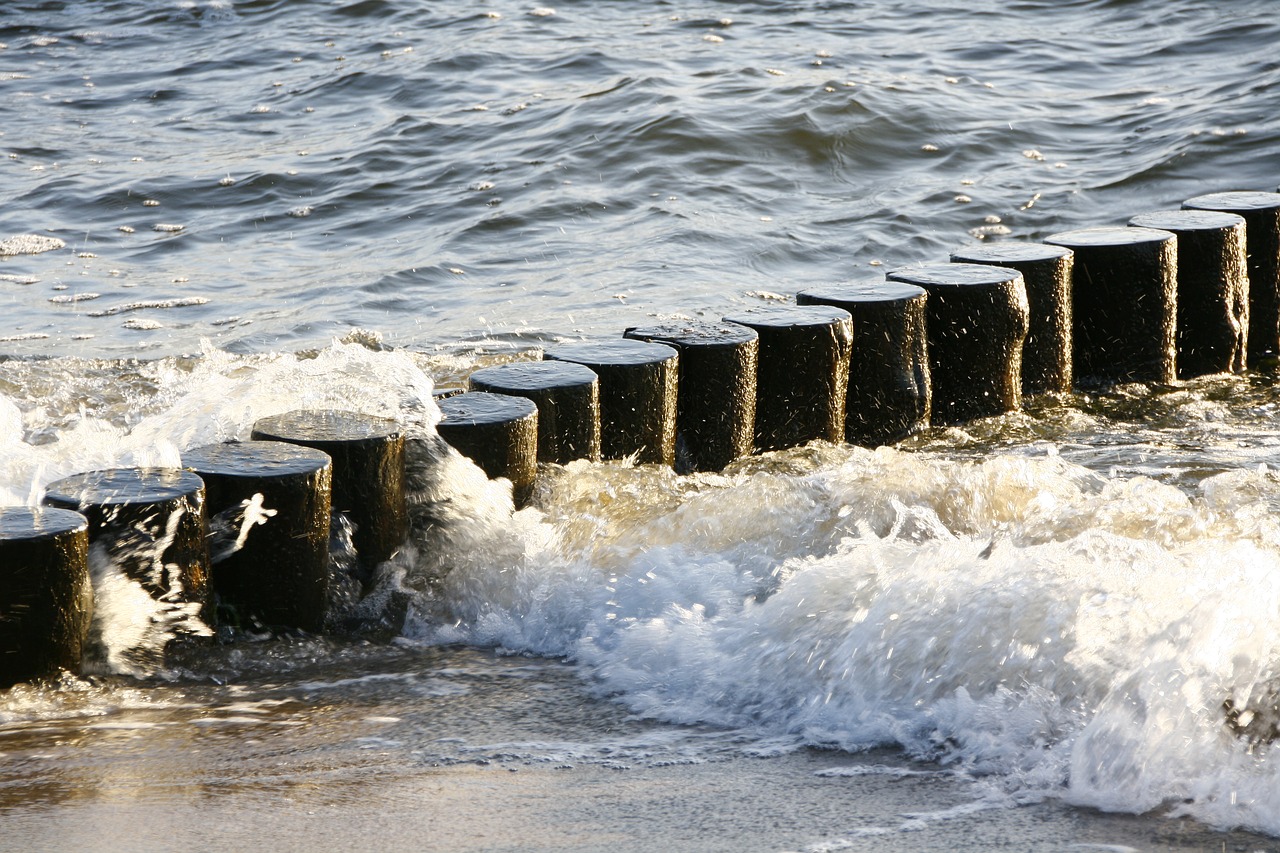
[3, 0, 1280, 849]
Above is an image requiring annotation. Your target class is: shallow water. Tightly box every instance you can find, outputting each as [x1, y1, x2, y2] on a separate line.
[3, 0, 1280, 848]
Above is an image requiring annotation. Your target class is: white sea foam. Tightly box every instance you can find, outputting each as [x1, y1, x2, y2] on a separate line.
[398, 438, 1280, 834]
[6, 345, 1280, 834]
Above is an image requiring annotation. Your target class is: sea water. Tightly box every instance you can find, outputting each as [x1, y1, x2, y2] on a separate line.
[3, 0, 1280, 849]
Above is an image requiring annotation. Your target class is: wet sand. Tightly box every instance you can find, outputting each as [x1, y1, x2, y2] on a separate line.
[0, 645, 1274, 852]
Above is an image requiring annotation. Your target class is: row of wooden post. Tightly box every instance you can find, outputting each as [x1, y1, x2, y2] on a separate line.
[1, 188, 1278, 688]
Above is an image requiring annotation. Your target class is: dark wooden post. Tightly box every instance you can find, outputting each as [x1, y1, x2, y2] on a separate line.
[251, 410, 407, 571]
[796, 281, 931, 445]
[623, 323, 759, 473]
[722, 305, 854, 452]
[467, 361, 601, 465]
[42, 468, 210, 617]
[1044, 226, 1177, 385]
[950, 242, 1073, 394]
[545, 339, 678, 466]
[1183, 191, 1280, 362]
[1129, 209, 1249, 377]
[436, 392, 539, 507]
[0, 507, 93, 688]
[183, 440, 333, 633]
[886, 263, 1030, 423]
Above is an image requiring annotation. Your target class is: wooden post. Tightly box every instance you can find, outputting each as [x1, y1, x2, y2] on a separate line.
[623, 322, 758, 473]
[545, 339, 678, 466]
[436, 392, 539, 507]
[796, 281, 932, 445]
[722, 305, 854, 451]
[1129, 209, 1249, 377]
[0, 507, 93, 688]
[183, 440, 333, 633]
[886, 263, 1030, 423]
[251, 410, 407, 572]
[467, 361, 601, 465]
[1183, 191, 1280, 362]
[1044, 226, 1177, 385]
[950, 242, 1073, 394]
[42, 468, 211, 617]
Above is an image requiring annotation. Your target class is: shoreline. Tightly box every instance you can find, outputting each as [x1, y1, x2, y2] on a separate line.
[0, 645, 1274, 852]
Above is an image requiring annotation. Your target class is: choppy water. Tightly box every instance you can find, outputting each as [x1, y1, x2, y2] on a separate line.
[4, 0, 1280, 848]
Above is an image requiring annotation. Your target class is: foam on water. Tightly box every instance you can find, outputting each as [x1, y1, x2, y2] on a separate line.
[8, 345, 1280, 839]
[394, 419, 1280, 834]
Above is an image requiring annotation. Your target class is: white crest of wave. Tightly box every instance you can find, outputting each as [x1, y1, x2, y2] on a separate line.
[403, 446, 1280, 833]
[1, 341, 441, 674]
[0, 340, 439, 505]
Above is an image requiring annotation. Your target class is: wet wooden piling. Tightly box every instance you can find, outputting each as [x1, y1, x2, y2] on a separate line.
[42, 468, 211, 615]
[545, 339, 678, 466]
[1044, 226, 1177, 385]
[623, 322, 759, 473]
[722, 305, 854, 452]
[467, 361, 601, 465]
[251, 410, 407, 571]
[796, 281, 932, 446]
[436, 391, 539, 507]
[1183, 191, 1280, 362]
[1129, 209, 1249, 377]
[0, 507, 93, 688]
[886, 263, 1030, 423]
[183, 440, 333, 633]
[949, 242, 1074, 395]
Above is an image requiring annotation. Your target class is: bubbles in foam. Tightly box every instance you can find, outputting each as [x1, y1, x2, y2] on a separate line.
[0, 234, 64, 256]
[395, 440, 1280, 833]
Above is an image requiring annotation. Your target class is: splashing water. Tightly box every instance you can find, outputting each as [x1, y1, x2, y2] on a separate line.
[6, 343, 1280, 835]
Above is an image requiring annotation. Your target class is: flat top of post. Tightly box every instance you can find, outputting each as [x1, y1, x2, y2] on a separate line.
[469, 360, 598, 392]
[0, 505, 88, 539]
[1184, 191, 1280, 212]
[43, 467, 205, 507]
[437, 391, 537, 426]
[1129, 209, 1246, 232]
[624, 321, 758, 348]
[183, 440, 333, 478]
[1044, 226, 1175, 248]
[252, 409, 402, 443]
[722, 304, 852, 329]
[950, 241, 1072, 264]
[545, 338, 678, 368]
[797, 281, 926, 304]
[887, 262, 1023, 287]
